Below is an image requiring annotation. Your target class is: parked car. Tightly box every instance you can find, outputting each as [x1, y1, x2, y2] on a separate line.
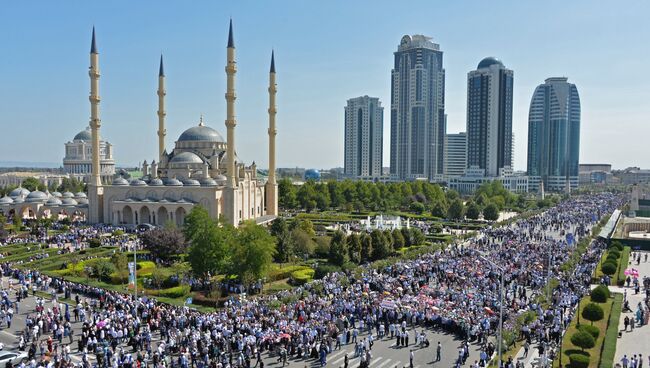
[0, 351, 27, 366]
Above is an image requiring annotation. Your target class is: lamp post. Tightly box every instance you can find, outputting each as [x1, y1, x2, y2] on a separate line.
[478, 253, 505, 368]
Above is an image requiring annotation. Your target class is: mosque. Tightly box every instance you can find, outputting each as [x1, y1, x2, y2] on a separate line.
[88, 21, 278, 227]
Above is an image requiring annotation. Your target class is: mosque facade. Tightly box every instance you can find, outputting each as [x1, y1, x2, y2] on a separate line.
[63, 127, 115, 183]
[87, 21, 278, 227]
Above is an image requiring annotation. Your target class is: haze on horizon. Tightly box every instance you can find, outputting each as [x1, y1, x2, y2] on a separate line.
[0, 1, 648, 171]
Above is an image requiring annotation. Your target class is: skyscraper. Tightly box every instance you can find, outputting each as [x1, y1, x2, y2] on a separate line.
[527, 77, 581, 192]
[444, 132, 467, 177]
[344, 96, 383, 179]
[390, 35, 446, 181]
[466, 57, 513, 177]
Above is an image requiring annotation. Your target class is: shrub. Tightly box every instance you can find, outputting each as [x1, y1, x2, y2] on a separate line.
[153, 285, 191, 298]
[112, 230, 125, 237]
[267, 265, 311, 281]
[571, 331, 595, 351]
[569, 353, 590, 368]
[590, 285, 610, 303]
[606, 254, 619, 264]
[151, 268, 180, 288]
[582, 302, 605, 325]
[601, 261, 617, 276]
[314, 264, 341, 279]
[291, 269, 315, 285]
[608, 248, 621, 258]
[88, 239, 102, 248]
[578, 324, 600, 339]
[91, 260, 116, 281]
[109, 271, 129, 285]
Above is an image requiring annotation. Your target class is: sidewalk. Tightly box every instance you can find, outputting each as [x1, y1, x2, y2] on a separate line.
[613, 251, 650, 367]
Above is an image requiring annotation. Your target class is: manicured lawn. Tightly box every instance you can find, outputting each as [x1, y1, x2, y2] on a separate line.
[616, 247, 631, 286]
[554, 294, 615, 368]
[599, 293, 623, 368]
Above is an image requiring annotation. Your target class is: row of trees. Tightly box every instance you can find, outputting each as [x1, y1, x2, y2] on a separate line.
[278, 179, 546, 219]
[269, 217, 425, 266]
[182, 207, 276, 285]
[0, 177, 86, 197]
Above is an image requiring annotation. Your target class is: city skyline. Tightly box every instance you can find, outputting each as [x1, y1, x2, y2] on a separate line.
[1, 1, 649, 171]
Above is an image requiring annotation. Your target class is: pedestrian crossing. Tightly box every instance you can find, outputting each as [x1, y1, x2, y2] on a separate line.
[324, 348, 418, 368]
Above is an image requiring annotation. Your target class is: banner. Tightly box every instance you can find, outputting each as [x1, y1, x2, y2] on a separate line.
[128, 262, 136, 286]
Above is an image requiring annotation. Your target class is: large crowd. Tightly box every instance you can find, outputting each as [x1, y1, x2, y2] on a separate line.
[0, 193, 626, 368]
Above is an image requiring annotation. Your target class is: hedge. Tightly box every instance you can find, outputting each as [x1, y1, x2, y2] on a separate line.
[616, 246, 631, 286]
[148, 285, 191, 298]
[267, 265, 312, 281]
[598, 293, 623, 368]
[291, 269, 315, 285]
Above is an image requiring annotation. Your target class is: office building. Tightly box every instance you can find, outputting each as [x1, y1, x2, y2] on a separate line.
[527, 77, 581, 192]
[444, 132, 467, 177]
[466, 57, 513, 176]
[344, 96, 383, 179]
[389, 35, 446, 181]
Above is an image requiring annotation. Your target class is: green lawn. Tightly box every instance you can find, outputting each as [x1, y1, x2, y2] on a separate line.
[599, 293, 623, 368]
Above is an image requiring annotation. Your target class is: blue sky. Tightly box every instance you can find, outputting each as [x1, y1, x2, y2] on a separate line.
[1, 1, 648, 170]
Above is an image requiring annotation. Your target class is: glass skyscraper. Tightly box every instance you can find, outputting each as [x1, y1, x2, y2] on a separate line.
[526, 77, 581, 192]
[466, 57, 513, 177]
[389, 35, 445, 181]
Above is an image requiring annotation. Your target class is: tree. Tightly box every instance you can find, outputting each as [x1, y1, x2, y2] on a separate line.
[590, 285, 610, 303]
[483, 203, 499, 221]
[289, 218, 315, 237]
[57, 177, 85, 193]
[21, 177, 45, 192]
[392, 229, 405, 250]
[184, 206, 234, 277]
[328, 231, 348, 266]
[140, 227, 187, 262]
[231, 221, 276, 286]
[431, 199, 447, 218]
[447, 198, 465, 220]
[110, 252, 128, 273]
[409, 201, 425, 215]
[466, 201, 481, 220]
[291, 228, 316, 258]
[269, 218, 294, 263]
[570, 331, 595, 351]
[410, 228, 425, 246]
[360, 234, 373, 263]
[278, 178, 297, 209]
[347, 233, 362, 263]
[581, 302, 604, 325]
[600, 261, 617, 276]
[371, 230, 391, 260]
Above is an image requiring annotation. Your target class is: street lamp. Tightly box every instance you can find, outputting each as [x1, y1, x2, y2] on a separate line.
[477, 252, 505, 368]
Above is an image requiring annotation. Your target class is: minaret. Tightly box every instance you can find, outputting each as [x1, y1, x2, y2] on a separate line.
[88, 27, 104, 223]
[157, 54, 166, 163]
[225, 19, 237, 189]
[265, 51, 278, 216]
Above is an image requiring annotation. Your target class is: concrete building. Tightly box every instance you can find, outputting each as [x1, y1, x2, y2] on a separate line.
[444, 132, 467, 177]
[527, 77, 581, 192]
[390, 35, 446, 181]
[466, 57, 513, 176]
[0, 172, 68, 189]
[579, 164, 613, 185]
[84, 22, 278, 226]
[617, 168, 650, 185]
[63, 127, 115, 183]
[0, 188, 88, 221]
[344, 96, 383, 180]
[448, 167, 529, 195]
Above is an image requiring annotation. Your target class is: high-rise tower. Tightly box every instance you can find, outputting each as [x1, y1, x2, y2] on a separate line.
[526, 77, 581, 192]
[88, 27, 104, 223]
[265, 51, 278, 216]
[344, 96, 383, 179]
[157, 54, 166, 163]
[466, 57, 513, 176]
[389, 35, 446, 181]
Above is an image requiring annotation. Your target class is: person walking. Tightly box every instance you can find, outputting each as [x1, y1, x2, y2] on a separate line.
[410, 350, 414, 368]
[436, 342, 442, 362]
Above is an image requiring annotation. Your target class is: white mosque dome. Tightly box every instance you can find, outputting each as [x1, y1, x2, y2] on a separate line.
[52, 192, 63, 198]
[112, 177, 129, 186]
[0, 196, 14, 205]
[73, 127, 93, 141]
[177, 125, 224, 143]
[26, 191, 48, 203]
[46, 197, 63, 206]
[74, 192, 87, 199]
[61, 198, 78, 206]
[9, 187, 30, 198]
[170, 152, 204, 164]
[62, 192, 74, 198]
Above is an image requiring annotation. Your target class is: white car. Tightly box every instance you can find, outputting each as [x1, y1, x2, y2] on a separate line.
[0, 351, 28, 366]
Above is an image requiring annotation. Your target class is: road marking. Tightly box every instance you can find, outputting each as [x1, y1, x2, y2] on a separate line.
[328, 350, 347, 361]
[0, 330, 17, 338]
[374, 358, 393, 368]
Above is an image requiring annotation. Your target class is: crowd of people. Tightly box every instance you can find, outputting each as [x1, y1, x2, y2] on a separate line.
[0, 192, 625, 368]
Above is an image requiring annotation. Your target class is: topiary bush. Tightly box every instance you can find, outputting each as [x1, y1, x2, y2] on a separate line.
[571, 331, 596, 351]
[606, 254, 619, 263]
[601, 261, 617, 276]
[590, 285, 610, 303]
[151, 285, 191, 298]
[578, 324, 600, 339]
[582, 302, 605, 325]
[569, 353, 590, 368]
[608, 248, 621, 258]
[291, 268, 315, 285]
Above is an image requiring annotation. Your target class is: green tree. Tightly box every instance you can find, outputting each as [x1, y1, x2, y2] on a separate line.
[140, 227, 186, 262]
[278, 178, 297, 209]
[110, 252, 128, 272]
[392, 229, 405, 250]
[581, 302, 604, 325]
[360, 234, 373, 262]
[431, 199, 447, 218]
[231, 221, 277, 286]
[371, 230, 390, 260]
[409, 201, 425, 214]
[447, 198, 465, 220]
[328, 231, 348, 266]
[570, 331, 595, 351]
[291, 228, 316, 258]
[21, 177, 45, 192]
[483, 203, 499, 221]
[269, 218, 294, 263]
[289, 218, 315, 237]
[465, 200, 481, 220]
[601, 261, 617, 276]
[184, 206, 234, 277]
[346, 233, 362, 263]
[410, 228, 425, 246]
